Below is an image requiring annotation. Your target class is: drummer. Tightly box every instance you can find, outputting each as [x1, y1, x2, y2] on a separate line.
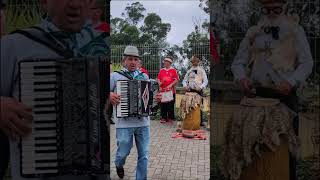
[182, 54, 208, 126]
[231, 0, 314, 179]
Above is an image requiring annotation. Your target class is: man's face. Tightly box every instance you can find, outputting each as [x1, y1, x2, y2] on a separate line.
[41, 0, 89, 32]
[191, 56, 200, 66]
[261, 2, 284, 19]
[0, 9, 5, 35]
[124, 56, 139, 72]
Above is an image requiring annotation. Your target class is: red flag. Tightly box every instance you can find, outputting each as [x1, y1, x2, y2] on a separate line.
[210, 29, 220, 64]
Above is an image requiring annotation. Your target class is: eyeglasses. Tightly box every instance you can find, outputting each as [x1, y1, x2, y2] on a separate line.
[261, 7, 283, 15]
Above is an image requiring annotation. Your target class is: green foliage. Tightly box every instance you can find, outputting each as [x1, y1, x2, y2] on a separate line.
[111, 63, 122, 72]
[122, 2, 146, 26]
[140, 13, 171, 44]
[4, 2, 42, 33]
[111, 2, 171, 45]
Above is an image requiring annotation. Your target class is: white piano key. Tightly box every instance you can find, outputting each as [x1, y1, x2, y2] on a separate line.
[20, 61, 57, 67]
[22, 169, 58, 175]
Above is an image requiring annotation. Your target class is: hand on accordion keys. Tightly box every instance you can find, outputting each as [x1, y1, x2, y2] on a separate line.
[0, 97, 33, 140]
[110, 92, 120, 106]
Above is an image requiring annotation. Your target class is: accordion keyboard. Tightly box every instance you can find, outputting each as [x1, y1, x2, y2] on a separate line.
[18, 58, 108, 177]
[19, 61, 59, 175]
[116, 80, 129, 117]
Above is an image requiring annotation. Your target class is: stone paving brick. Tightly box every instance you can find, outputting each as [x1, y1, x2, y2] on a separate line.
[110, 121, 210, 179]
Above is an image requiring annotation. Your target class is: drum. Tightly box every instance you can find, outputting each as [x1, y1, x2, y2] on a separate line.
[221, 97, 298, 180]
[182, 106, 200, 130]
[179, 92, 202, 131]
[240, 143, 289, 180]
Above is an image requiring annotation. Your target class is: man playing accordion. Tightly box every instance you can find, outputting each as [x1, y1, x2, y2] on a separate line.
[109, 45, 150, 180]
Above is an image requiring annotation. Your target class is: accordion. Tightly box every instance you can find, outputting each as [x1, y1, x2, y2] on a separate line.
[18, 58, 108, 177]
[116, 80, 154, 118]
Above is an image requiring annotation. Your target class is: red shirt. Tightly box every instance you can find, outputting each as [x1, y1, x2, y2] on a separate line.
[94, 22, 110, 33]
[157, 67, 179, 94]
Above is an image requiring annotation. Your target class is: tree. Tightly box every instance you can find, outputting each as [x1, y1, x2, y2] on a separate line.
[140, 13, 171, 44]
[122, 2, 146, 26]
[111, 2, 171, 46]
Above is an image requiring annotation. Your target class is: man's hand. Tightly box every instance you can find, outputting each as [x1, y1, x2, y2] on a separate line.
[276, 81, 293, 95]
[0, 97, 33, 140]
[110, 92, 120, 106]
[183, 86, 190, 92]
[239, 78, 255, 97]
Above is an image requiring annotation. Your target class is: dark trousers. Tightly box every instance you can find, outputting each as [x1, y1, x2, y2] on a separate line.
[160, 94, 176, 120]
[255, 87, 299, 180]
[0, 131, 9, 180]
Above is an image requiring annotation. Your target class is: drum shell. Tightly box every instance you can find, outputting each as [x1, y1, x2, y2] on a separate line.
[182, 106, 201, 130]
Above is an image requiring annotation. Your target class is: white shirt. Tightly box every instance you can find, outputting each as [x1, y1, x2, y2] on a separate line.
[182, 66, 208, 90]
[231, 15, 313, 87]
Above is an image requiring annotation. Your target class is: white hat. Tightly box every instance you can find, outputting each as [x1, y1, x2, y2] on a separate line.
[123, 45, 139, 57]
[163, 57, 173, 63]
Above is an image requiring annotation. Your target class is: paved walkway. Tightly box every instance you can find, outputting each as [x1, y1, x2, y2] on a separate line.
[110, 121, 210, 180]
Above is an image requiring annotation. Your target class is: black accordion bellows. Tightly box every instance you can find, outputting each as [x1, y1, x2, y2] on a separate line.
[18, 58, 109, 177]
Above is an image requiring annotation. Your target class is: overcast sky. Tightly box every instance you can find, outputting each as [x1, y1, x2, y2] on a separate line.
[111, 0, 209, 46]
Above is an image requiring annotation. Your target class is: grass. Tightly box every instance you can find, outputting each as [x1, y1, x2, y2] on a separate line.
[5, 4, 42, 33]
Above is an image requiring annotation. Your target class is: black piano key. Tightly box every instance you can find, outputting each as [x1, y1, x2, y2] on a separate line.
[35, 143, 57, 147]
[35, 136, 56, 141]
[34, 110, 57, 114]
[34, 88, 58, 92]
[35, 149, 57, 154]
[34, 127, 56, 131]
[35, 159, 58, 163]
[34, 81, 57, 85]
[33, 65, 59, 69]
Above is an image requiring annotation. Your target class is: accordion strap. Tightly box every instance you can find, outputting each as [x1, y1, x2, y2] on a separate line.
[10, 26, 74, 58]
[114, 70, 133, 80]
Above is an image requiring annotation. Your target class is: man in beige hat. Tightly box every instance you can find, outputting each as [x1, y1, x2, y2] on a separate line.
[110, 45, 150, 179]
[231, 0, 313, 179]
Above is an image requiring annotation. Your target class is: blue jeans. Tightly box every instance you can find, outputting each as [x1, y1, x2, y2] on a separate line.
[114, 126, 150, 180]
